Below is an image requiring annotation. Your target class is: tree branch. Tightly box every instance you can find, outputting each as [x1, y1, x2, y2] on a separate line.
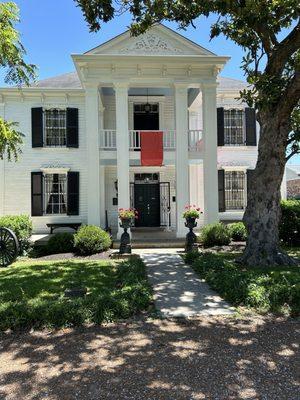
[266, 19, 300, 76]
[286, 148, 300, 162]
[277, 72, 300, 121]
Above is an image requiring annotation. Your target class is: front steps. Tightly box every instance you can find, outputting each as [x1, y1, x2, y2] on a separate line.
[112, 239, 185, 249]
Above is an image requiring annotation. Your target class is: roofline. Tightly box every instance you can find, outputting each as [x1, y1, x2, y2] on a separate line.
[0, 87, 84, 94]
[73, 54, 230, 64]
[85, 23, 216, 56]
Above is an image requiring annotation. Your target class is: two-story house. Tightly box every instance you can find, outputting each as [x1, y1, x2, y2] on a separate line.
[0, 24, 283, 238]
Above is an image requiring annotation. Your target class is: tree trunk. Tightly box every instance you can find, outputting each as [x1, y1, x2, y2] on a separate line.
[240, 113, 297, 267]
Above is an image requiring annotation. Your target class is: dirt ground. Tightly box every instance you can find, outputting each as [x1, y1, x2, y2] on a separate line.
[0, 316, 299, 400]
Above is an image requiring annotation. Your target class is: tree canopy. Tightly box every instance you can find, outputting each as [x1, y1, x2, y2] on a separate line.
[0, 2, 36, 161]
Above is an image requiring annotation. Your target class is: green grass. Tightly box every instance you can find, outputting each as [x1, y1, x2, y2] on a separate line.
[185, 250, 300, 316]
[0, 257, 153, 331]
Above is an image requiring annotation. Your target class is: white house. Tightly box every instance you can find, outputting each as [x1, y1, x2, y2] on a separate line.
[0, 24, 279, 238]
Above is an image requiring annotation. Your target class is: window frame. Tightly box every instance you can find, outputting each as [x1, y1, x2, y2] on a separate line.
[223, 108, 246, 146]
[224, 170, 246, 211]
[43, 172, 68, 215]
[43, 108, 67, 148]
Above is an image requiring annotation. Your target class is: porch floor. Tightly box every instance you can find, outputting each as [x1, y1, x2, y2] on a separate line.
[112, 227, 189, 248]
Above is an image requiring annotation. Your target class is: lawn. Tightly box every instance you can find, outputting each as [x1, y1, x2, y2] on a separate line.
[185, 249, 300, 316]
[0, 257, 153, 331]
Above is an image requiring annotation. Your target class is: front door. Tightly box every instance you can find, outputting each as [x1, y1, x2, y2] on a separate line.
[134, 184, 160, 227]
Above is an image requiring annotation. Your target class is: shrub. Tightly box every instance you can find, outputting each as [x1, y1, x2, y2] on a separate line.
[45, 233, 74, 255]
[0, 214, 32, 252]
[200, 223, 231, 248]
[228, 222, 247, 242]
[279, 200, 300, 246]
[74, 225, 111, 255]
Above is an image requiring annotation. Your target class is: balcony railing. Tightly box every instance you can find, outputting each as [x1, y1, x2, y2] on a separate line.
[99, 129, 202, 151]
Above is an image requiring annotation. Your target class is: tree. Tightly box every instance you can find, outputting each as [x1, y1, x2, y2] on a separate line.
[0, 2, 36, 161]
[75, 0, 300, 266]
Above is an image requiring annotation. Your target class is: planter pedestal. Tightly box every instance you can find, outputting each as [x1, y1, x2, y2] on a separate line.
[119, 219, 132, 254]
[185, 217, 198, 253]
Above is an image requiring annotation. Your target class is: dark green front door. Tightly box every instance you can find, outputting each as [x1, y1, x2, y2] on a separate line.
[134, 184, 160, 227]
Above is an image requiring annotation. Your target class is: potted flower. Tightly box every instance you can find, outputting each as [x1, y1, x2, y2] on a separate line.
[118, 208, 138, 229]
[183, 205, 202, 253]
[183, 205, 201, 226]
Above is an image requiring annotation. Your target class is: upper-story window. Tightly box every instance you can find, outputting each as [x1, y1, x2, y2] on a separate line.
[44, 109, 67, 147]
[32, 107, 79, 148]
[224, 109, 245, 145]
[217, 107, 257, 147]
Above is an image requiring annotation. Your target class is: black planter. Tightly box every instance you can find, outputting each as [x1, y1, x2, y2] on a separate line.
[185, 217, 198, 252]
[119, 218, 132, 254]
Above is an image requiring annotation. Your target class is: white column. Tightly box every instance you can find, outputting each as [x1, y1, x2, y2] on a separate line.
[114, 82, 130, 238]
[85, 86, 101, 226]
[281, 167, 287, 200]
[0, 101, 5, 216]
[175, 84, 189, 237]
[99, 165, 106, 227]
[202, 82, 219, 224]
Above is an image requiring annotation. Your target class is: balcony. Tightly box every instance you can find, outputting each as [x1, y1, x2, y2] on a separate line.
[99, 129, 203, 151]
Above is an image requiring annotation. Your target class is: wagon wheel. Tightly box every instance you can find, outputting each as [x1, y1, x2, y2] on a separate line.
[0, 228, 19, 267]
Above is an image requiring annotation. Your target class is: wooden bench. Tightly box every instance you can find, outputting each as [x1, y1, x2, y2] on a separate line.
[47, 223, 82, 234]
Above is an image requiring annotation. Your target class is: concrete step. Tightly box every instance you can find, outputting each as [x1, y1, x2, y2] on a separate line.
[112, 240, 185, 249]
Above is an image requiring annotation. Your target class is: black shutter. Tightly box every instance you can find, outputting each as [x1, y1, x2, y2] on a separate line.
[66, 108, 79, 148]
[67, 172, 79, 215]
[217, 107, 225, 146]
[31, 108, 43, 147]
[247, 169, 255, 203]
[245, 108, 257, 146]
[31, 172, 43, 216]
[218, 169, 225, 212]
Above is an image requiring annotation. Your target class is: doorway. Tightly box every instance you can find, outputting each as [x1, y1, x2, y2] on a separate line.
[134, 183, 160, 227]
[134, 103, 159, 130]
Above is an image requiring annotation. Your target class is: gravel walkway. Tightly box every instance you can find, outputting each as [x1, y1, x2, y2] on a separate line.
[141, 253, 234, 317]
[0, 316, 298, 400]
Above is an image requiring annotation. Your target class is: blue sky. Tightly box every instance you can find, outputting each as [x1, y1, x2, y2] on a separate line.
[0, 0, 298, 164]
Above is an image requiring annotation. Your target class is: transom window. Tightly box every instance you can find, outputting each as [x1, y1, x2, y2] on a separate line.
[224, 109, 245, 145]
[44, 173, 67, 214]
[225, 171, 245, 210]
[134, 103, 159, 113]
[44, 109, 67, 147]
[134, 173, 159, 183]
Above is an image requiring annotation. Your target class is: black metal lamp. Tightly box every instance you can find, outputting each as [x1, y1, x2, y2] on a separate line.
[144, 88, 151, 113]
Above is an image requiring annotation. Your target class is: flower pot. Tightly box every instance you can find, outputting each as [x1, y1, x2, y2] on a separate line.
[185, 217, 197, 229]
[120, 218, 132, 229]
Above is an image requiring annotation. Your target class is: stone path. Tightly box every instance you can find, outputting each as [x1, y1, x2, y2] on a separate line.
[140, 252, 234, 317]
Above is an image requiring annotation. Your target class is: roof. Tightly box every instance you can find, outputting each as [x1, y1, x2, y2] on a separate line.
[286, 165, 300, 181]
[31, 71, 247, 91]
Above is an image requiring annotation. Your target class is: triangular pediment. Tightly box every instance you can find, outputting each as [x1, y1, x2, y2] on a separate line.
[85, 24, 215, 56]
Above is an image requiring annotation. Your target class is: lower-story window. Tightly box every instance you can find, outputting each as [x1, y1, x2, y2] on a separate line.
[225, 171, 245, 210]
[44, 173, 67, 214]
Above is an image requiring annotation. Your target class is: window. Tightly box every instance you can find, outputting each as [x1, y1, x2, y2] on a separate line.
[44, 109, 67, 147]
[134, 173, 159, 183]
[224, 109, 245, 145]
[44, 173, 67, 214]
[225, 171, 245, 210]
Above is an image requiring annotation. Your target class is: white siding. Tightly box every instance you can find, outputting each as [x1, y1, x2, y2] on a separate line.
[1, 96, 88, 233]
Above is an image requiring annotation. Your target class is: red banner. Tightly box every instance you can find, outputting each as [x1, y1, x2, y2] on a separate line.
[140, 131, 163, 166]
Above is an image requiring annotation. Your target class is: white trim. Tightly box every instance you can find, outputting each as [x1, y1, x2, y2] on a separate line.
[222, 165, 248, 172]
[41, 167, 70, 174]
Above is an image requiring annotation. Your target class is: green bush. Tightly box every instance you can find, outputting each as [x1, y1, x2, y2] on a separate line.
[228, 222, 247, 242]
[44, 233, 74, 255]
[0, 214, 32, 252]
[74, 225, 111, 255]
[280, 200, 300, 246]
[190, 252, 300, 316]
[200, 223, 231, 248]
